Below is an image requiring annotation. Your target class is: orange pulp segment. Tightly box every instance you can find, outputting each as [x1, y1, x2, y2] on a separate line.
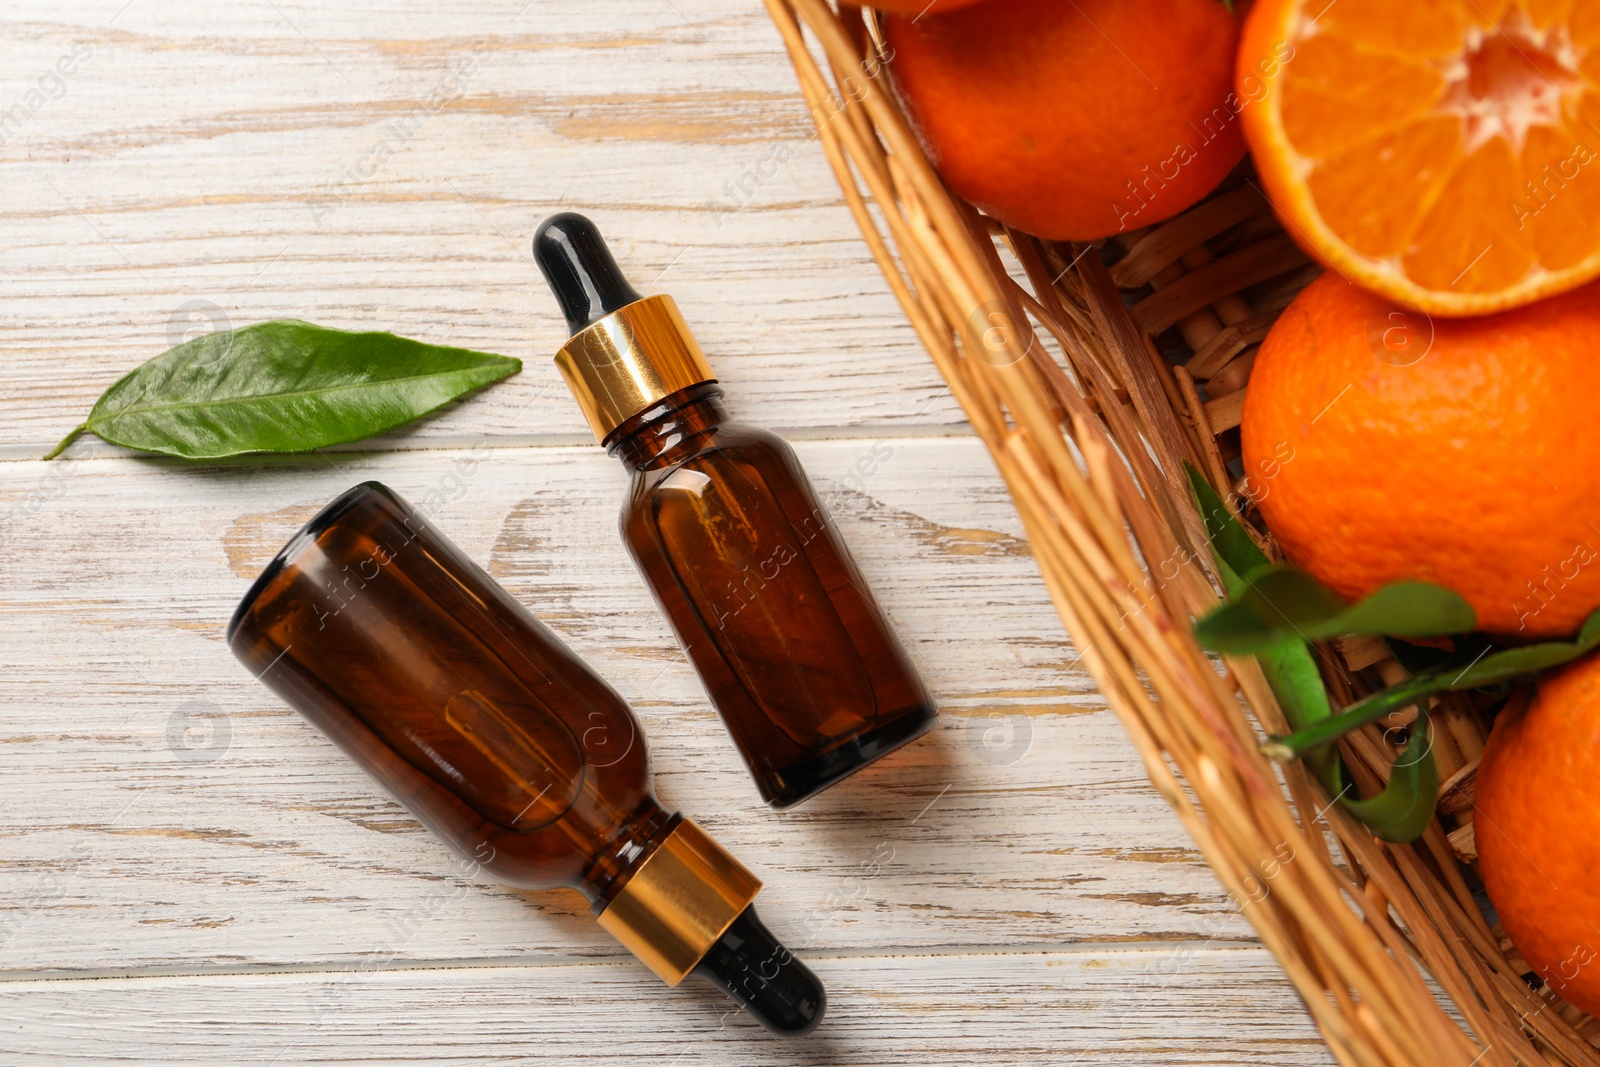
[1240, 0, 1600, 315]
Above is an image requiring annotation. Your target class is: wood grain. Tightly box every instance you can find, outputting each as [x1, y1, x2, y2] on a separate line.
[1, 441, 1255, 973]
[0, 3, 1330, 1062]
[0, 2, 963, 459]
[0, 948, 1332, 1066]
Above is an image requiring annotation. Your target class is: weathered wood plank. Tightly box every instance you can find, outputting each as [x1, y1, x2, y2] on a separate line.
[0, 947, 1332, 1065]
[0, 439, 1254, 973]
[0, 2, 964, 457]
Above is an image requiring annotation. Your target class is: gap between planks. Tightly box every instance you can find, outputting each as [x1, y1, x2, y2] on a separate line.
[0, 938, 1271, 984]
[0, 423, 979, 465]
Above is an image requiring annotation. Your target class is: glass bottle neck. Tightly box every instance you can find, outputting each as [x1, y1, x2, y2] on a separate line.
[582, 799, 679, 909]
[606, 382, 727, 469]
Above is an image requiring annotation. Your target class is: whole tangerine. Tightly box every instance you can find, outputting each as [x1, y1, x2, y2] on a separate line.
[1241, 272, 1600, 638]
[882, 0, 1247, 240]
[1476, 655, 1600, 1015]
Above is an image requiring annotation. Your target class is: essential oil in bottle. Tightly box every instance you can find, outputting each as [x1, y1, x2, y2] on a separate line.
[227, 481, 824, 1034]
[533, 213, 938, 809]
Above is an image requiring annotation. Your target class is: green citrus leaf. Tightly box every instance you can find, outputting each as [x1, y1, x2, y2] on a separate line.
[1270, 613, 1600, 761]
[1184, 466, 1341, 793]
[1185, 464, 1270, 596]
[46, 321, 521, 460]
[1235, 566, 1348, 633]
[1193, 600, 1279, 652]
[1183, 468, 1433, 838]
[1256, 638, 1344, 795]
[1182, 470, 1443, 842]
[1255, 638, 1331, 731]
[1338, 706, 1439, 843]
[1438, 613, 1600, 688]
[1580, 607, 1600, 647]
[1330, 581, 1478, 640]
[1196, 566, 1475, 653]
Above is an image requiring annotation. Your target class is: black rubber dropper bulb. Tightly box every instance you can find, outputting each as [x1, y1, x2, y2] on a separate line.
[534, 213, 645, 335]
[691, 904, 826, 1036]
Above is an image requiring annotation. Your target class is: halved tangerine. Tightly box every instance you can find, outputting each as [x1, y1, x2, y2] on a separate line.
[1240, 0, 1600, 315]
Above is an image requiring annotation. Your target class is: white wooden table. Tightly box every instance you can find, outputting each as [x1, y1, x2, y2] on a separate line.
[0, 4, 1334, 1063]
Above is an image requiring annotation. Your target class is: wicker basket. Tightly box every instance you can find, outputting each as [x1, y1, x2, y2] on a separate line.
[761, 3, 1600, 1065]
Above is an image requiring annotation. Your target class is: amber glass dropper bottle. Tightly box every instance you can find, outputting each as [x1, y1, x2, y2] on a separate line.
[533, 213, 938, 809]
[227, 481, 824, 1034]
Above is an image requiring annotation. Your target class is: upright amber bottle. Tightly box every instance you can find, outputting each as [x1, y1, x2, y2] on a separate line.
[227, 481, 823, 1033]
[533, 214, 937, 808]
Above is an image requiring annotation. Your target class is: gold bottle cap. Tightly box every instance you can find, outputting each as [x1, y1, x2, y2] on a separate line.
[554, 295, 716, 443]
[596, 817, 761, 986]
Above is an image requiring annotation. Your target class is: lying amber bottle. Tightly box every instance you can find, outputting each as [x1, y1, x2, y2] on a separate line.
[227, 481, 823, 1034]
[534, 214, 937, 808]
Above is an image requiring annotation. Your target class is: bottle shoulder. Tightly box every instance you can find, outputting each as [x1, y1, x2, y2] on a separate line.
[624, 420, 795, 484]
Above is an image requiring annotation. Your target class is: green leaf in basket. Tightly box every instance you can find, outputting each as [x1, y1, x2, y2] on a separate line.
[1195, 565, 1477, 654]
[45, 321, 521, 460]
[1270, 608, 1600, 761]
[1192, 600, 1281, 653]
[1447, 607, 1600, 687]
[1255, 637, 1332, 731]
[1184, 463, 1437, 842]
[1185, 464, 1270, 596]
[1338, 706, 1439, 844]
[1254, 638, 1342, 796]
[1254, 630, 1433, 838]
[1329, 581, 1478, 640]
